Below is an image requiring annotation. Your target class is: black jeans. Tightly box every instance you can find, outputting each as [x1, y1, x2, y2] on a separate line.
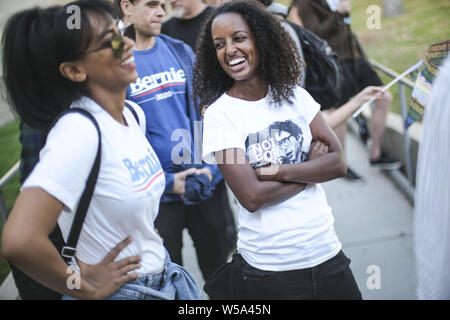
[155, 180, 237, 280]
[240, 251, 362, 300]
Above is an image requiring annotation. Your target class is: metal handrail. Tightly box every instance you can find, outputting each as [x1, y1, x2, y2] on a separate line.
[0, 161, 19, 188]
[369, 59, 416, 89]
[368, 59, 417, 201]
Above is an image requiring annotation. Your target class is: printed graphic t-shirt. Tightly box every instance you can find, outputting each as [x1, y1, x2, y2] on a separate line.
[202, 86, 342, 271]
[23, 97, 166, 275]
[126, 37, 191, 174]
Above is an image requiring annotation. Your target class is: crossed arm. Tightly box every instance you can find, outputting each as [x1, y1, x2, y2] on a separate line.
[216, 149, 307, 213]
[257, 112, 347, 184]
[216, 112, 346, 213]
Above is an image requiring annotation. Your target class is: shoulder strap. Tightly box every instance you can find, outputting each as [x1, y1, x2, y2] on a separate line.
[52, 108, 102, 264]
[124, 101, 140, 125]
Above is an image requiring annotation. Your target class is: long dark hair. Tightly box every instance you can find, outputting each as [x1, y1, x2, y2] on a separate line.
[1, 0, 118, 129]
[192, 0, 302, 110]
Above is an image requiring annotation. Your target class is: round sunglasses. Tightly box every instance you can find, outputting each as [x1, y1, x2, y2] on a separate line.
[84, 21, 135, 60]
[84, 31, 125, 59]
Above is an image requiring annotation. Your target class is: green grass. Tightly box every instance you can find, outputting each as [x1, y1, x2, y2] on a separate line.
[0, 120, 21, 207]
[352, 0, 450, 73]
[350, 0, 450, 115]
[0, 120, 21, 285]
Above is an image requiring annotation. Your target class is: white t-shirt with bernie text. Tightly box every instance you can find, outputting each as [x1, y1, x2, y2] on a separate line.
[202, 87, 341, 271]
[23, 97, 166, 275]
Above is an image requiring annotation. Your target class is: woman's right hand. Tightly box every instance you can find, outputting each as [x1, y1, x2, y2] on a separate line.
[77, 237, 141, 300]
[307, 140, 329, 161]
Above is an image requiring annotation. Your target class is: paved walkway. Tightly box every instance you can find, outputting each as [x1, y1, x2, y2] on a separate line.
[0, 131, 416, 300]
[324, 132, 416, 299]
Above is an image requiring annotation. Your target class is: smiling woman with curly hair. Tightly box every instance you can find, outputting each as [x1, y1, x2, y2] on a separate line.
[195, 0, 362, 300]
[193, 0, 302, 109]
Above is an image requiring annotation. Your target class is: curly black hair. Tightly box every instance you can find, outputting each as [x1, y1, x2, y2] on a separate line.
[192, 0, 302, 111]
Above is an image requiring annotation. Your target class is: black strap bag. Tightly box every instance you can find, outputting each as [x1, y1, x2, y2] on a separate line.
[9, 108, 101, 300]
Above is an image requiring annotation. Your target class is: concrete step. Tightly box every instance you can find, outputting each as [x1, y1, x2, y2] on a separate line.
[0, 272, 19, 300]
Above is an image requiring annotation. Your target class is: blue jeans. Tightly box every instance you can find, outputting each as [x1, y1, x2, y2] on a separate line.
[105, 272, 165, 300]
[62, 269, 165, 300]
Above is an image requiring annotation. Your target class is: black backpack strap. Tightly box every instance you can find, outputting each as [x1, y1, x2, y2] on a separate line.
[51, 107, 102, 264]
[124, 101, 140, 126]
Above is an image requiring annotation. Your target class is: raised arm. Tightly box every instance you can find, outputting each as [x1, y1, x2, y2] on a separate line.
[323, 86, 383, 129]
[215, 149, 306, 213]
[257, 111, 346, 184]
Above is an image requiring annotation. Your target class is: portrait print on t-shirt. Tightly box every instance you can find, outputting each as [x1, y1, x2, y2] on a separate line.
[245, 117, 310, 168]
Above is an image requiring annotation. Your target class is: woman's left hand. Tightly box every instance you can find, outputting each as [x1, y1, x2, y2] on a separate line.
[77, 237, 142, 299]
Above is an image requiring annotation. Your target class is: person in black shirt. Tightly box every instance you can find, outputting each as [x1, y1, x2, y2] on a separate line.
[162, 0, 214, 50]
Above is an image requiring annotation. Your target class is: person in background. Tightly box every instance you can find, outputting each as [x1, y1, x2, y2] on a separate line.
[162, 0, 214, 51]
[160, 0, 237, 257]
[414, 56, 450, 300]
[117, 0, 236, 281]
[260, 0, 384, 131]
[291, 0, 400, 180]
[323, 86, 383, 129]
[287, 1, 303, 26]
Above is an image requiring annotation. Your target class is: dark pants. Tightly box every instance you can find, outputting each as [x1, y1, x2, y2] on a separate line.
[155, 180, 236, 280]
[240, 251, 362, 300]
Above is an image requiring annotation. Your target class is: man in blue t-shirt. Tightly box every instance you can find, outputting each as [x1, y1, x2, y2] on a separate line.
[116, 0, 236, 280]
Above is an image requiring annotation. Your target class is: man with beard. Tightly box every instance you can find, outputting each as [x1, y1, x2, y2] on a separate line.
[162, 0, 214, 50]
[116, 0, 236, 281]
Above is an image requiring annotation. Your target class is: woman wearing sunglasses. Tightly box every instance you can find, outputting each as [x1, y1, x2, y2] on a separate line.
[1, 0, 200, 300]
